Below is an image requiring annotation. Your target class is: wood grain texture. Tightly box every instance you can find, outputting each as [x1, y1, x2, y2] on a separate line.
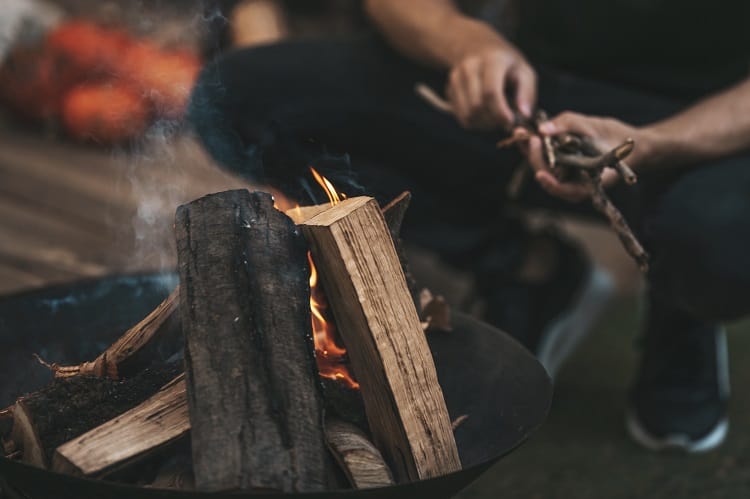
[52, 375, 189, 477]
[301, 197, 461, 482]
[325, 417, 394, 489]
[175, 189, 328, 493]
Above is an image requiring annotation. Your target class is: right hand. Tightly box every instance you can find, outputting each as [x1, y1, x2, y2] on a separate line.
[446, 43, 537, 131]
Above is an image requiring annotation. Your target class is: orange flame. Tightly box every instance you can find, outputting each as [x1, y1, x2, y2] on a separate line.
[308, 252, 359, 389]
[310, 166, 347, 205]
[307, 166, 358, 389]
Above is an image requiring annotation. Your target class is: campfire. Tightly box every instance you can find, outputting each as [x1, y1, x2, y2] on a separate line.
[0, 170, 463, 492]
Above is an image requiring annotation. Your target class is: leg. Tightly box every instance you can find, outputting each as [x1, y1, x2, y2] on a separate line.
[628, 155, 750, 451]
[645, 155, 750, 321]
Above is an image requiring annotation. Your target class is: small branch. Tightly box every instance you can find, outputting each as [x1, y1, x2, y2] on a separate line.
[588, 179, 649, 271]
[414, 83, 453, 114]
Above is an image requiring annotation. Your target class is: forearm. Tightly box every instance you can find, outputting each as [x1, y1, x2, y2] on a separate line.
[643, 78, 750, 169]
[363, 0, 510, 69]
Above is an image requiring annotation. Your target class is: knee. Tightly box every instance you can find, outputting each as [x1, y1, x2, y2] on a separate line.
[646, 174, 750, 321]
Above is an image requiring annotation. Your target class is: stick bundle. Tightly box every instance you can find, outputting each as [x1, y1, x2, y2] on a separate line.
[415, 83, 650, 272]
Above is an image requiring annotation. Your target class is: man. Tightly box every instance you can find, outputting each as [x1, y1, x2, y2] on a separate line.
[189, 0, 750, 452]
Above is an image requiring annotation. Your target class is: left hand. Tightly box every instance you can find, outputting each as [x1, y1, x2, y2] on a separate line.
[522, 111, 647, 202]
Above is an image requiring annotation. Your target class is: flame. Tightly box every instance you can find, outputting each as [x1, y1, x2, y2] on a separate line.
[269, 169, 359, 390]
[308, 252, 359, 389]
[310, 167, 347, 205]
[307, 167, 358, 389]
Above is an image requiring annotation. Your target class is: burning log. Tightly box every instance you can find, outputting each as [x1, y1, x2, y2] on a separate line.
[52, 375, 189, 478]
[301, 197, 461, 482]
[175, 189, 330, 493]
[9, 362, 180, 469]
[47, 287, 180, 380]
[325, 417, 394, 489]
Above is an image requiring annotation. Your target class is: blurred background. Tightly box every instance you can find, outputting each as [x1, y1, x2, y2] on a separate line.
[0, 1, 748, 497]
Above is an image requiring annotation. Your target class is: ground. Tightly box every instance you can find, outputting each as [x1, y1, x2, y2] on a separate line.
[1, 123, 748, 498]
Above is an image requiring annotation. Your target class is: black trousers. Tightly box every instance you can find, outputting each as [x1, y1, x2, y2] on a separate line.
[188, 33, 750, 324]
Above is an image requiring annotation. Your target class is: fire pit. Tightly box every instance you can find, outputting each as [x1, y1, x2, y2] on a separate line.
[0, 272, 550, 498]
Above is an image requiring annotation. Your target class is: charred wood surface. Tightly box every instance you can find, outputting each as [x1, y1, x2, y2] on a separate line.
[175, 189, 328, 493]
[10, 362, 180, 469]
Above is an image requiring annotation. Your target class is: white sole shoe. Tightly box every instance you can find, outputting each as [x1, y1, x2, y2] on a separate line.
[626, 329, 730, 453]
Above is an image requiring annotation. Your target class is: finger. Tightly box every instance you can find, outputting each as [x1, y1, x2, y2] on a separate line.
[538, 111, 591, 137]
[509, 64, 537, 119]
[461, 62, 492, 128]
[601, 168, 620, 189]
[446, 69, 470, 127]
[535, 170, 590, 202]
[481, 59, 514, 129]
[525, 135, 547, 173]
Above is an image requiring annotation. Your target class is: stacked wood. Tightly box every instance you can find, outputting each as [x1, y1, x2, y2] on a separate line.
[301, 197, 461, 482]
[52, 375, 189, 477]
[4, 189, 462, 492]
[175, 189, 329, 493]
[10, 362, 180, 469]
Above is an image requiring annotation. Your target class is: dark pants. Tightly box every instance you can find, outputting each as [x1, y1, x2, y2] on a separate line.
[188, 33, 750, 324]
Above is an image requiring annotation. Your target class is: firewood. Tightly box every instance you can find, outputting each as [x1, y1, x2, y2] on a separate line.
[285, 203, 331, 224]
[175, 189, 329, 493]
[301, 197, 461, 482]
[46, 287, 180, 380]
[325, 417, 394, 489]
[52, 375, 189, 478]
[10, 363, 180, 469]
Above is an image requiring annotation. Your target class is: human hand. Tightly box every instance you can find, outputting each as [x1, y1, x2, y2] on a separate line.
[445, 42, 536, 131]
[524, 112, 648, 202]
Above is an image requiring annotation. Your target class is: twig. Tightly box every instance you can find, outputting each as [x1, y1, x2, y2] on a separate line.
[414, 82, 649, 271]
[588, 178, 649, 271]
[414, 83, 453, 114]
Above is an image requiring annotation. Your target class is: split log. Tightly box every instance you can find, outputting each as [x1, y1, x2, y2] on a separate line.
[301, 197, 461, 482]
[325, 417, 394, 489]
[48, 288, 180, 380]
[10, 362, 180, 469]
[175, 189, 329, 493]
[52, 375, 189, 477]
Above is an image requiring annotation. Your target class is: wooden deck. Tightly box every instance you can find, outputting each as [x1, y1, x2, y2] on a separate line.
[0, 128, 248, 296]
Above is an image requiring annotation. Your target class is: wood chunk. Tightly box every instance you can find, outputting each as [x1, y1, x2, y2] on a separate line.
[50, 288, 180, 379]
[325, 417, 394, 489]
[10, 363, 180, 469]
[285, 203, 331, 224]
[301, 197, 461, 482]
[175, 189, 329, 493]
[381, 191, 411, 239]
[52, 375, 190, 477]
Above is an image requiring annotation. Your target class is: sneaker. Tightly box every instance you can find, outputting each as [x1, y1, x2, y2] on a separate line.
[482, 231, 615, 378]
[626, 308, 730, 453]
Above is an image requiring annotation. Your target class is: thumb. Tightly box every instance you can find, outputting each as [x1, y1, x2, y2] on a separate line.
[538, 111, 587, 136]
[510, 66, 537, 119]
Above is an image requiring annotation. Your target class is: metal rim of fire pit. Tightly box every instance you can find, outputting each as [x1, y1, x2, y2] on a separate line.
[0, 273, 552, 499]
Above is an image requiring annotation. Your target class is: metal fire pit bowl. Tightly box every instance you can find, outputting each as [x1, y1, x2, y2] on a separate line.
[0, 273, 551, 499]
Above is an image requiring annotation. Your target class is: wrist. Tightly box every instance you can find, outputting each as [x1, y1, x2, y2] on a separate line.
[444, 17, 516, 66]
[633, 125, 671, 171]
